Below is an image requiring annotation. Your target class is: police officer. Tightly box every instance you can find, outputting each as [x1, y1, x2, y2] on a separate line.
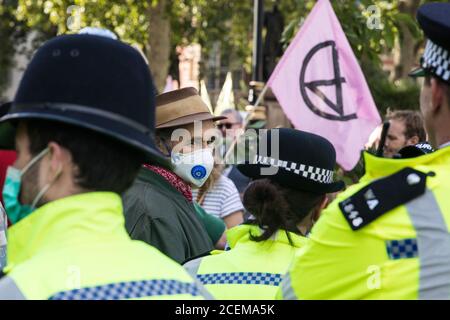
[184, 128, 344, 299]
[394, 142, 434, 159]
[279, 2, 450, 300]
[0, 29, 210, 299]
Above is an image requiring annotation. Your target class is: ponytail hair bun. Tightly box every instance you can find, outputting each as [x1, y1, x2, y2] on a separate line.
[243, 178, 327, 243]
[243, 179, 290, 242]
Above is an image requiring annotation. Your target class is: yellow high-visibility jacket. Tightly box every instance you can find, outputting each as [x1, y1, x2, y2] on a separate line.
[184, 224, 307, 299]
[0, 192, 211, 300]
[279, 147, 450, 300]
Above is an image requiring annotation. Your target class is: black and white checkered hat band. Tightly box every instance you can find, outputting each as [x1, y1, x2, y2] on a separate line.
[253, 155, 334, 184]
[421, 39, 450, 82]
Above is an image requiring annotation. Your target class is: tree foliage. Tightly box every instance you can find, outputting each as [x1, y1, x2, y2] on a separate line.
[0, 0, 29, 101]
[1, 0, 254, 93]
[14, 0, 149, 45]
[169, 0, 253, 73]
[277, 0, 423, 113]
[0, 0, 445, 109]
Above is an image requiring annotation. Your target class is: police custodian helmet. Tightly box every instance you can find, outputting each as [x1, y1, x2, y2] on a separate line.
[0, 29, 168, 166]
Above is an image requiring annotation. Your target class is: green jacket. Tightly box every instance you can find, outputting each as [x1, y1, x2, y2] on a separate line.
[193, 202, 226, 246]
[123, 168, 215, 264]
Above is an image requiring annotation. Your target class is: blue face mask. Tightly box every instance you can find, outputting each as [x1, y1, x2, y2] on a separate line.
[2, 148, 49, 224]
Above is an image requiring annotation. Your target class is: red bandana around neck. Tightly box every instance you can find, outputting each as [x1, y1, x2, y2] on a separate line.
[143, 164, 193, 202]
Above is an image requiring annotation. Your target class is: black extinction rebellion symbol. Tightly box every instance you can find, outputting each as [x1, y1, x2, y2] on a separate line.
[299, 40, 357, 121]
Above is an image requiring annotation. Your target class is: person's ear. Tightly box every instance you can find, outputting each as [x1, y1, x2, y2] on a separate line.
[431, 78, 445, 114]
[444, 85, 450, 107]
[46, 142, 65, 182]
[408, 135, 420, 145]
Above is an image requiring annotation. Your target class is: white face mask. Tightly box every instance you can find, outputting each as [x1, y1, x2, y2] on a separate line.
[171, 148, 214, 187]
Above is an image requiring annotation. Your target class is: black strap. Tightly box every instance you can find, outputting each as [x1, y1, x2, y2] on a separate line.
[10, 102, 150, 134]
[339, 167, 430, 231]
[182, 250, 214, 266]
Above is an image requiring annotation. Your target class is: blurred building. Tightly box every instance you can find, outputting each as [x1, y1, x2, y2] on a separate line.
[178, 44, 201, 91]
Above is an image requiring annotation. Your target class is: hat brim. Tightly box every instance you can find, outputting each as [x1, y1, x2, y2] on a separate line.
[237, 163, 345, 194]
[0, 103, 170, 168]
[156, 113, 227, 129]
[409, 67, 427, 78]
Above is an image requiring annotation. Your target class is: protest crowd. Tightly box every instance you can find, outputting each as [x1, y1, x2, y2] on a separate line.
[0, 0, 449, 301]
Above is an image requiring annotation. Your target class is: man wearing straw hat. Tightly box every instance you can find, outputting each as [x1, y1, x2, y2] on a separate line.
[124, 87, 228, 263]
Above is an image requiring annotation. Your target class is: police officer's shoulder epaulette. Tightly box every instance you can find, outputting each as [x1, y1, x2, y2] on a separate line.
[339, 167, 432, 231]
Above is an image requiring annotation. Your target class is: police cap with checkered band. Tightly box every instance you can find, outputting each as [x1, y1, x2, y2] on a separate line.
[237, 128, 345, 194]
[409, 2, 450, 84]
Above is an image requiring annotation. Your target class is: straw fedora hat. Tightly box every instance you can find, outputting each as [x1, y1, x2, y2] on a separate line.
[156, 87, 226, 129]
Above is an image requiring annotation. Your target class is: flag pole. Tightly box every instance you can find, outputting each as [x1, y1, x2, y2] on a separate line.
[223, 82, 270, 164]
[249, 83, 269, 114]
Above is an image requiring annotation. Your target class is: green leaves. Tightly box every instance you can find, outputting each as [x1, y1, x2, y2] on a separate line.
[0, 0, 445, 108]
[13, 0, 149, 45]
[280, 19, 299, 50]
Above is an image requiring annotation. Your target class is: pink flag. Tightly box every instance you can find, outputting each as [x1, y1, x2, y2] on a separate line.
[268, 0, 381, 170]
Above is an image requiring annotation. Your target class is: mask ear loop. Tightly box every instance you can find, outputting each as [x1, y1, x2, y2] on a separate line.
[31, 164, 63, 209]
[20, 147, 50, 175]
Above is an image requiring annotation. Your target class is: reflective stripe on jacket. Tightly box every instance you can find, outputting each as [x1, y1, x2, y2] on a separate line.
[0, 192, 210, 300]
[184, 224, 307, 299]
[280, 147, 450, 300]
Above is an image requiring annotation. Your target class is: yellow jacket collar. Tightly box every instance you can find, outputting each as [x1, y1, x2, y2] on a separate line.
[362, 146, 450, 180]
[6, 192, 127, 269]
[226, 224, 307, 249]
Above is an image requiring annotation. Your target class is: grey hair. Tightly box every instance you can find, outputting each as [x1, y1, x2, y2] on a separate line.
[220, 109, 243, 124]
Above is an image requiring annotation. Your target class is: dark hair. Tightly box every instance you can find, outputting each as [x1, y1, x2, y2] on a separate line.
[243, 179, 325, 244]
[155, 127, 173, 142]
[25, 120, 146, 194]
[385, 109, 426, 141]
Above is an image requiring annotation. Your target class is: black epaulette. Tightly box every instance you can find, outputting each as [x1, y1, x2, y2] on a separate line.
[339, 167, 432, 231]
[181, 250, 214, 266]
